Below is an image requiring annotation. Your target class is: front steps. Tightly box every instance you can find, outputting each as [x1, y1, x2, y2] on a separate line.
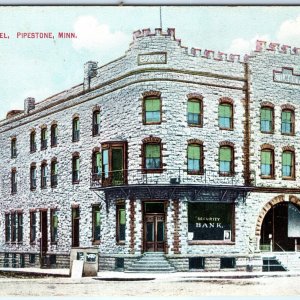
[126, 252, 176, 273]
[262, 253, 300, 271]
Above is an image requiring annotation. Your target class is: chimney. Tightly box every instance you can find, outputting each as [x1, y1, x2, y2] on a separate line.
[24, 97, 35, 114]
[84, 61, 98, 91]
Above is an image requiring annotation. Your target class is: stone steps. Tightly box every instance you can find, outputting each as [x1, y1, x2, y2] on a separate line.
[126, 252, 176, 273]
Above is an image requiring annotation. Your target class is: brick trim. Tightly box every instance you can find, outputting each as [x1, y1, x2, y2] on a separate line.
[219, 141, 234, 147]
[261, 143, 274, 150]
[142, 90, 161, 98]
[219, 97, 233, 104]
[281, 104, 295, 110]
[172, 199, 181, 254]
[261, 101, 274, 108]
[129, 199, 135, 254]
[187, 93, 203, 100]
[282, 145, 295, 152]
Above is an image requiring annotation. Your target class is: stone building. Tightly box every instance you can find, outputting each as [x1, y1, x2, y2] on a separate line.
[0, 28, 299, 272]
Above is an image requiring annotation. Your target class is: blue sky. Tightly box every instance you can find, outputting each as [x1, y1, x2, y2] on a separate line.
[1, 6, 300, 120]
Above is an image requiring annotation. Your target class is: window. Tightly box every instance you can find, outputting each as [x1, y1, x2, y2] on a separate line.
[72, 206, 80, 247]
[143, 97, 161, 124]
[187, 99, 202, 126]
[219, 103, 233, 129]
[29, 254, 36, 264]
[92, 151, 101, 180]
[92, 110, 100, 136]
[11, 169, 17, 194]
[261, 149, 274, 177]
[11, 212, 17, 242]
[116, 204, 126, 243]
[51, 124, 58, 147]
[92, 206, 101, 244]
[189, 257, 205, 270]
[219, 146, 234, 175]
[72, 155, 80, 183]
[187, 143, 203, 174]
[30, 211, 37, 243]
[282, 151, 295, 179]
[260, 107, 274, 133]
[11, 138, 17, 158]
[220, 257, 236, 269]
[30, 131, 36, 152]
[41, 163, 47, 188]
[51, 209, 58, 244]
[72, 117, 80, 142]
[51, 160, 58, 187]
[17, 212, 23, 243]
[41, 128, 47, 150]
[5, 214, 10, 243]
[281, 110, 294, 135]
[30, 165, 37, 190]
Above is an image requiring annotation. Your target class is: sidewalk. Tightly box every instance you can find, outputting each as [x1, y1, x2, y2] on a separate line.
[0, 267, 69, 277]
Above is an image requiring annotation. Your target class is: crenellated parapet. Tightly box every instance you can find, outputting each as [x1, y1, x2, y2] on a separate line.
[255, 40, 300, 55]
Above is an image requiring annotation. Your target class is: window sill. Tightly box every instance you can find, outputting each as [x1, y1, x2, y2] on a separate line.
[188, 124, 202, 128]
[260, 175, 275, 180]
[219, 127, 234, 131]
[116, 241, 125, 246]
[30, 150, 36, 154]
[143, 122, 162, 125]
[51, 185, 58, 188]
[51, 144, 57, 148]
[281, 132, 295, 136]
[72, 181, 80, 185]
[41, 148, 47, 151]
[187, 171, 204, 175]
[219, 172, 234, 177]
[188, 240, 235, 245]
[260, 131, 274, 134]
[92, 240, 101, 245]
[142, 169, 164, 174]
[30, 188, 36, 191]
[41, 187, 47, 190]
[92, 133, 100, 137]
[51, 242, 58, 245]
[282, 176, 296, 181]
[72, 139, 80, 143]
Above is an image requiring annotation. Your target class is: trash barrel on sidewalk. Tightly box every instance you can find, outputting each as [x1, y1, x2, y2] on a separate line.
[70, 247, 98, 277]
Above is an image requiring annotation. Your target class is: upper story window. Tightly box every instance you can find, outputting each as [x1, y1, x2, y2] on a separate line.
[187, 140, 203, 174]
[282, 150, 295, 179]
[142, 137, 162, 172]
[41, 162, 47, 188]
[143, 91, 161, 125]
[92, 205, 101, 244]
[92, 110, 100, 136]
[261, 146, 274, 178]
[92, 150, 101, 179]
[51, 159, 58, 188]
[30, 131, 36, 153]
[219, 100, 233, 129]
[187, 95, 202, 126]
[72, 155, 80, 183]
[219, 145, 234, 175]
[72, 117, 80, 142]
[30, 165, 37, 190]
[11, 138, 17, 158]
[260, 106, 274, 133]
[281, 109, 294, 135]
[41, 127, 48, 150]
[51, 124, 58, 147]
[11, 169, 17, 194]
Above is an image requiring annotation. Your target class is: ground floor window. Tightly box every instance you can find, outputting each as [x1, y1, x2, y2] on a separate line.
[189, 257, 205, 269]
[30, 212, 37, 244]
[116, 204, 126, 243]
[220, 257, 236, 269]
[188, 202, 234, 241]
[92, 205, 101, 244]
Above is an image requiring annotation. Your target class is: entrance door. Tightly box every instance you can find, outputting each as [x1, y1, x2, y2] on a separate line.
[144, 214, 165, 252]
[40, 211, 48, 266]
[72, 207, 80, 247]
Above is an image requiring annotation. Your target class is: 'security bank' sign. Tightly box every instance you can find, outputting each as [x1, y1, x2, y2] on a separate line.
[273, 67, 300, 85]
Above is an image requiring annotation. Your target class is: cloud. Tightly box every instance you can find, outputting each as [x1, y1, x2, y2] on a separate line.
[227, 35, 270, 55]
[72, 16, 130, 52]
[277, 15, 300, 46]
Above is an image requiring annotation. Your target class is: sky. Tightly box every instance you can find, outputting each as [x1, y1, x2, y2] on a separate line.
[1, 6, 300, 120]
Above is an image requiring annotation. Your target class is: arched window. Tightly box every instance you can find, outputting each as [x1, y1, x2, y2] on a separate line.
[41, 162, 47, 188]
[72, 117, 80, 142]
[51, 124, 58, 147]
[187, 141, 203, 174]
[218, 103, 233, 129]
[281, 109, 294, 135]
[51, 159, 58, 187]
[282, 150, 295, 179]
[143, 92, 161, 124]
[261, 148, 274, 178]
[41, 127, 48, 150]
[30, 131, 36, 152]
[11, 138, 17, 158]
[187, 97, 202, 126]
[219, 146, 234, 175]
[92, 110, 100, 136]
[260, 106, 274, 133]
[72, 155, 80, 183]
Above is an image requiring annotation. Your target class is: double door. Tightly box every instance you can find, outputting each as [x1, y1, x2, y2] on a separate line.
[144, 214, 165, 252]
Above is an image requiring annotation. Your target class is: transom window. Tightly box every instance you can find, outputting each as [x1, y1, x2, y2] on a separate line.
[187, 99, 202, 126]
[219, 103, 233, 129]
[282, 151, 294, 178]
[219, 146, 233, 175]
[187, 144, 202, 174]
[261, 149, 274, 177]
[144, 97, 161, 124]
[281, 110, 294, 135]
[260, 107, 273, 133]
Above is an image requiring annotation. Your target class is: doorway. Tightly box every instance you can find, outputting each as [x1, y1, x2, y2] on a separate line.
[143, 202, 166, 252]
[40, 210, 48, 254]
[72, 207, 80, 247]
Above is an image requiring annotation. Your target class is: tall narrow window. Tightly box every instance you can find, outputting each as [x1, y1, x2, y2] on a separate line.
[72, 206, 80, 247]
[92, 206, 101, 244]
[219, 146, 234, 175]
[11, 138, 17, 158]
[11, 212, 17, 242]
[30, 212, 36, 243]
[41, 128, 48, 150]
[92, 151, 101, 179]
[51, 160, 58, 188]
[145, 144, 161, 170]
[72, 155, 80, 183]
[92, 110, 100, 136]
[11, 169, 17, 194]
[41, 163, 47, 188]
[281, 110, 294, 135]
[5, 214, 10, 243]
[72, 117, 80, 142]
[30, 131, 36, 152]
[261, 149, 274, 177]
[282, 151, 294, 178]
[17, 212, 23, 243]
[187, 99, 202, 126]
[144, 97, 161, 124]
[260, 107, 274, 133]
[187, 143, 203, 174]
[219, 103, 233, 129]
[116, 204, 126, 243]
[102, 150, 109, 179]
[51, 124, 58, 147]
[51, 209, 58, 244]
[30, 165, 37, 190]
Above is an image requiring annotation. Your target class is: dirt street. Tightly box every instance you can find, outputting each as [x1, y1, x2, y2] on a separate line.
[0, 276, 299, 296]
